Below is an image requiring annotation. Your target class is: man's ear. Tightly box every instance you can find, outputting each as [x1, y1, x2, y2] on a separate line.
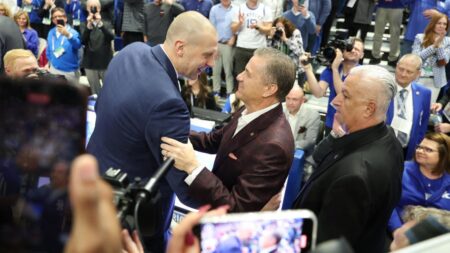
[263, 83, 278, 98]
[174, 40, 185, 57]
[365, 100, 376, 118]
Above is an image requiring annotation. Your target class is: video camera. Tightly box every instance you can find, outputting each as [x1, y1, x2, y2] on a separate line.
[26, 68, 66, 80]
[102, 158, 174, 238]
[320, 38, 354, 64]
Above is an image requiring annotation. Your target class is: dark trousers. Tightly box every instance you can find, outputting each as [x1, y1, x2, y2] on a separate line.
[321, 0, 339, 47]
[122, 31, 144, 48]
[344, 7, 370, 41]
[233, 47, 255, 78]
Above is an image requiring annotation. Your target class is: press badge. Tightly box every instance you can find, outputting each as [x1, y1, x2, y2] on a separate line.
[42, 18, 51, 25]
[53, 47, 65, 58]
[73, 19, 80, 26]
[24, 5, 32, 12]
[391, 116, 412, 135]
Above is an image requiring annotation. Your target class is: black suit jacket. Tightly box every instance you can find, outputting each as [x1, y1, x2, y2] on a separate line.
[292, 123, 403, 253]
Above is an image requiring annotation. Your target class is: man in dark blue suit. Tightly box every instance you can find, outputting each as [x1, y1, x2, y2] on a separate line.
[387, 54, 431, 161]
[87, 11, 218, 252]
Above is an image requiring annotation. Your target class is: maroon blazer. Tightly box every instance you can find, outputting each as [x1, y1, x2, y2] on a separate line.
[188, 103, 295, 212]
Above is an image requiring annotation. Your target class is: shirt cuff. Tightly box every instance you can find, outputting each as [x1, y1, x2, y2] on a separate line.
[67, 32, 73, 39]
[184, 165, 206, 185]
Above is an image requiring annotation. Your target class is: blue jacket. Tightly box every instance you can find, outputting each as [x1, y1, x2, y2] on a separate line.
[402, 0, 450, 41]
[308, 0, 331, 26]
[283, 9, 316, 50]
[387, 82, 431, 161]
[46, 25, 82, 72]
[389, 161, 450, 232]
[65, 0, 88, 23]
[87, 43, 198, 253]
[18, 0, 43, 24]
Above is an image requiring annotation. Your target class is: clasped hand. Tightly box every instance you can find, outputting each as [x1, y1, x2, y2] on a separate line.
[161, 137, 199, 174]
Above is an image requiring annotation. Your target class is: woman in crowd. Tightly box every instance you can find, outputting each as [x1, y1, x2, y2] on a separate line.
[0, 2, 12, 17]
[81, 0, 114, 95]
[14, 10, 40, 57]
[267, 17, 306, 86]
[431, 87, 450, 135]
[413, 12, 450, 103]
[182, 72, 220, 113]
[388, 132, 450, 235]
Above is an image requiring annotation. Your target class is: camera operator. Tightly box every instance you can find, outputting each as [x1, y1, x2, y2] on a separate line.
[267, 17, 306, 86]
[300, 37, 364, 134]
[81, 0, 114, 95]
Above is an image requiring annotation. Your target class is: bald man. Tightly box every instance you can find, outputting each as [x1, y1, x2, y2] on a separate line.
[386, 54, 431, 160]
[86, 11, 217, 252]
[292, 65, 403, 253]
[283, 84, 320, 158]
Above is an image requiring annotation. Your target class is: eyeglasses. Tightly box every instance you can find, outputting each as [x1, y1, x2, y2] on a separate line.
[416, 145, 438, 153]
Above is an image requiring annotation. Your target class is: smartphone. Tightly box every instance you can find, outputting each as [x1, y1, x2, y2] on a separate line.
[299, 0, 305, 5]
[57, 19, 65, 26]
[197, 210, 317, 253]
[0, 78, 86, 252]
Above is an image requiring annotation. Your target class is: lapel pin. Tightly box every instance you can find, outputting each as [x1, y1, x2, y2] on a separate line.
[416, 91, 420, 95]
[250, 132, 254, 136]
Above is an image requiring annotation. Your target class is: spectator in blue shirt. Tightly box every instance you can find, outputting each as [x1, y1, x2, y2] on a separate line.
[46, 7, 82, 83]
[209, 0, 235, 96]
[388, 132, 450, 235]
[400, 0, 450, 56]
[65, 0, 88, 34]
[307, 0, 331, 54]
[181, 0, 213, 18]
[14, 10, 40, 57]
[283, 0, 315, 51]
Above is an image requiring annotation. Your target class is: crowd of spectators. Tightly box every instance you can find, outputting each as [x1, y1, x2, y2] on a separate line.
[1, 0, 450, 252]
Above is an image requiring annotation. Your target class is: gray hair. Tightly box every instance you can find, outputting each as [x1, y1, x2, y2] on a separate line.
[402, 205, 450, 228]
[254, 48, 296, 101]
[398, 54, 423, 70]
[349, 65, 397, 116]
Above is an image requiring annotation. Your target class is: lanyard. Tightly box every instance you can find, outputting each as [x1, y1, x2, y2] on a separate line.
[72, 1, 81, 20]
[52, 32, 66, 50]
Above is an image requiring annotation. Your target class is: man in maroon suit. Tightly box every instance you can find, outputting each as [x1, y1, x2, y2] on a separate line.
[161, 48, 296, 212]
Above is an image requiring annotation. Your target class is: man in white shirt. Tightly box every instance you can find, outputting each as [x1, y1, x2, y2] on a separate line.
[161, 48, 296, 212]
[386, 54, 431, 160]
[231, 0, 272, 78]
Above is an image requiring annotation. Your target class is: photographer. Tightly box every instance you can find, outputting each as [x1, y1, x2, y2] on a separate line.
[300, 37, 364, 134]
[267, 17, 306, 86]
[46, 7, 82, 83]
[81, 0, 114, 94]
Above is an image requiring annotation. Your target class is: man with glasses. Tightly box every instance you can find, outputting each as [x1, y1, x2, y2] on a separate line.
[46, 7, 81, 83]
[386, 54, 431, 160]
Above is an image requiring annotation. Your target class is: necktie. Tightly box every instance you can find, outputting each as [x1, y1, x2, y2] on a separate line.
[396, 89, 408, 147]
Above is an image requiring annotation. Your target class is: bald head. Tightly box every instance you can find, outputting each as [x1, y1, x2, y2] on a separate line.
[162, 11, 218, 80]
[398, 54, 422, 70]
[165, 11, 216, 45]
[286, 84, 305, 115]
[395, 54, 422, 88]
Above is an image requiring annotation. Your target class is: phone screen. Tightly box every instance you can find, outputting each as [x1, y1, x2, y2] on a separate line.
[198, 210, 316, 253]
[0, 79, 86, 252]
[57, 19, 65, 26]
